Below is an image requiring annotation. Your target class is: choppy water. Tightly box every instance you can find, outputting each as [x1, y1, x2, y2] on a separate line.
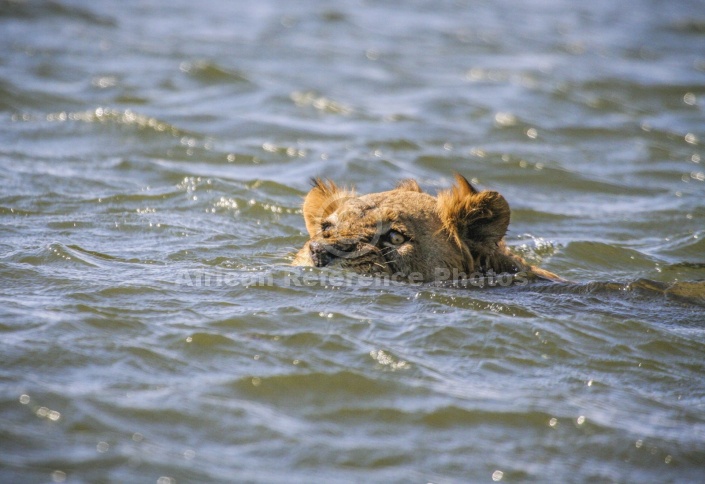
[2, 0, 705, 482]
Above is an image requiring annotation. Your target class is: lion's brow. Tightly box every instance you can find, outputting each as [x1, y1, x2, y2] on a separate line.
[357, 203, 375, 216]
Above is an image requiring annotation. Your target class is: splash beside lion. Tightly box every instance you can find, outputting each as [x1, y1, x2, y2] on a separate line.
[293, 173, 561, 284]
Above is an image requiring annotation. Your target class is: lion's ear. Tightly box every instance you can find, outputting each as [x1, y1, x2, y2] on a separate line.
[302, 178, 351, 236]
[395, 179, 423, 193]
[436, 173, 510, 246]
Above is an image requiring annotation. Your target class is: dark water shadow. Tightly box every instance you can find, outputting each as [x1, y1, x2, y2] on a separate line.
[528, 278, 705, 308]
[513, 278, 705, 327]
[430, 274, 705, 327]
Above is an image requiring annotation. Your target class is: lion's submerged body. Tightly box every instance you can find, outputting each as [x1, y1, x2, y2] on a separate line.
[293, 174, 560, 283]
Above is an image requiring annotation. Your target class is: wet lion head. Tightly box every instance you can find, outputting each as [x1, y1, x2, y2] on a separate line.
[293, 173, 533, 282]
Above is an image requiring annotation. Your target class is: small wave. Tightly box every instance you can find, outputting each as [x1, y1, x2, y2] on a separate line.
[291, 91, 354, 115]
[8, 242, 101, 268]
[231, 370, 412, 403]
[0, 0, 115, 26]
[366, 138, 421, 151]
[179, 60, 250, 84]
[0, 80, 76, 111]
[669, 19, 705, 35]
[651, 231, 705, 260]
[4, 243, 165, 269]
[557, 241, 662, 274]
[183, 332, 236, 347]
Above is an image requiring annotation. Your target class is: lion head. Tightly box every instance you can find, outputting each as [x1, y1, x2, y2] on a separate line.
[293, 173, 557, 283]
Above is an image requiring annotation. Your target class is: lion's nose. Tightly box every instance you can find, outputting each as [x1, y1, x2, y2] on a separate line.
[310, 239, 359, 267]
[309, 241, 332, 267]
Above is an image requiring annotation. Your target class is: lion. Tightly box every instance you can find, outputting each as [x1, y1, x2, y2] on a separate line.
[292, 173, 560, 284]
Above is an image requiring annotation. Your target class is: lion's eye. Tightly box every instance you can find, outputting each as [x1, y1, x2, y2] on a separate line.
[321, 221, 333, 232]
[387, 230, 405, 245]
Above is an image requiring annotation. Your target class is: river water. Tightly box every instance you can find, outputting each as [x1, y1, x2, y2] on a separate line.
[1, 0, 705, 482]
